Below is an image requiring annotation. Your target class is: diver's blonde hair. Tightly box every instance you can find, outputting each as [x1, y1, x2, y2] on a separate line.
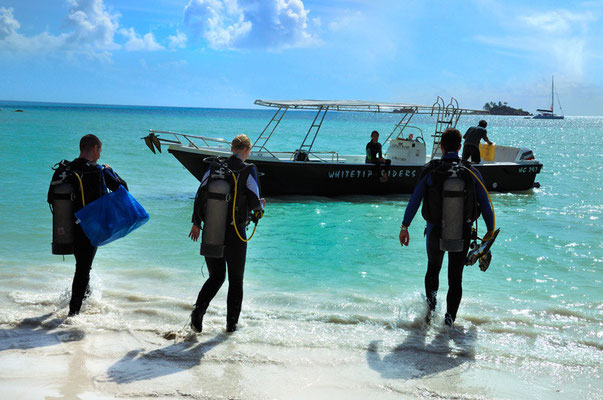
[232, 134, 252, 151]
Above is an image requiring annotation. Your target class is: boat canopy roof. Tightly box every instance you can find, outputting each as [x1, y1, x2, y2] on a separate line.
[255, 99, 486, 115]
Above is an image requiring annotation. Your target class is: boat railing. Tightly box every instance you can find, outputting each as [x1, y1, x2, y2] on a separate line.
[393, 125, 424, 142]
[305, 151, 340, 163]
[148, 130, 231, 150]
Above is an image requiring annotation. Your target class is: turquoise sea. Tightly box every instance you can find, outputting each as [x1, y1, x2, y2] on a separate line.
[0, 101, 601, 399]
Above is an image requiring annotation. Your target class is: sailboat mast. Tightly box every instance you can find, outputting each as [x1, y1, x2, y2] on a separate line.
[551, 76, 555, 113]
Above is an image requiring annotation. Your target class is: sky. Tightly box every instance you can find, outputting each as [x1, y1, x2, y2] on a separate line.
[1, 0, 602, 115]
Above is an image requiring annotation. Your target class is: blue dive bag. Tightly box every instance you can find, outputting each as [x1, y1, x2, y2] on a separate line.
[75, 169, 149, 247]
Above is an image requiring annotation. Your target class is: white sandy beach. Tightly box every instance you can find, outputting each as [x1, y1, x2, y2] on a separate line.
[1, 306, 598, 400]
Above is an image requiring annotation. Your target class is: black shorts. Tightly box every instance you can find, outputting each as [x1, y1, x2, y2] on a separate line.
[462, 144, 481, 163]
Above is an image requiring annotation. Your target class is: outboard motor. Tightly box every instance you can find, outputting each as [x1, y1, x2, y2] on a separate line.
[201, 165, 232, 258]
[49, 170, 77, 255]
[440, 168, 465, 252]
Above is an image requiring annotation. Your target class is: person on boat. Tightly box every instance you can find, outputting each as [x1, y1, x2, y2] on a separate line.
[188, 134, 265, 333]
[47, 134, 128, 316]
[365, 130, 391, 183]
[399, 128, 494, 327]
[462, 120, 492, 163]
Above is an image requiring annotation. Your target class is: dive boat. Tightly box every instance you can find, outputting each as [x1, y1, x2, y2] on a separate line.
[143, 97, 543, 196]
[533, 76, 564, 120]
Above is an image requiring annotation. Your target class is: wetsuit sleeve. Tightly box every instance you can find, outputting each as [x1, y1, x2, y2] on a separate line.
[482, 130, 490, 143]
[378, 143, 383, 159]
[464, 127, 471, 139]
[402, 174, 428, 227]
[103, 168, 128, 191]
[366, 142, 372, 161]
[471, 167, 494, 231]
[246, 165, 262, 211]
[191, 169, 211, 227]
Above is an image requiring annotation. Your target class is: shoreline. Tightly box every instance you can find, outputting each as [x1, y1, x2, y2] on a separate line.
[1, 308, 599, 399]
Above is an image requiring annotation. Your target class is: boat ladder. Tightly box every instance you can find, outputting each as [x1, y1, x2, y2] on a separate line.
[298, 105, 329, 155]
[430, 97, 461, 158]
[252, 106, 288, 157]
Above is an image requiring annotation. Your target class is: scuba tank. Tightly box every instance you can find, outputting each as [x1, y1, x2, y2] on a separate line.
[49, 161, 81, 255]
[440, 166, 465, 252]
[200, 161, 232, 258]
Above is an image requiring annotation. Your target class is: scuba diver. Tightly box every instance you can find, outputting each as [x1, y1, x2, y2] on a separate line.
[47, 134, 127, 316]
[188, 134, 265, 333]
[399, 128, 494, 327]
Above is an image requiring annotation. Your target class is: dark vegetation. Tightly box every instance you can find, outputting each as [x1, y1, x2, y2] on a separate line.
[483, 101, 531, 116]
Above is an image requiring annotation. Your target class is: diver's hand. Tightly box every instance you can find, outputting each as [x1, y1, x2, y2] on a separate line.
[483, 230, 494, 241]
[102, 164, 112, 169]
[399, 228, 410, 247]
[189, 225, 200, 242]
[260, 198, 266, 208]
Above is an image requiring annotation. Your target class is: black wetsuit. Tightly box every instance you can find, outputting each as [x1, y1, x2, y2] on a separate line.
[402, 152, 494, 322]
[365, 141, 391, 177]
[49, 158, 127, 315]
[462, 126, 490, 163]
[192, 155, 262, 327]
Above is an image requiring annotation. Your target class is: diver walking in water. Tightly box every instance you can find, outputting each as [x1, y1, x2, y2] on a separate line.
[188, 134, 265, 333]
[48, 134, 127, 316]
[399, 128, 494, 327]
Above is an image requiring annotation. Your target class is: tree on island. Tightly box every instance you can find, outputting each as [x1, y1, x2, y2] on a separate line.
[483, 101, 531, 116]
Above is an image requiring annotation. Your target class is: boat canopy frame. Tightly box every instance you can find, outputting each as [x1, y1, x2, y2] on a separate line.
[253, 98, 486, 159]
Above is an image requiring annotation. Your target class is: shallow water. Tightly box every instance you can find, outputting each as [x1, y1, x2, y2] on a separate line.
[0, 101, 601, 398]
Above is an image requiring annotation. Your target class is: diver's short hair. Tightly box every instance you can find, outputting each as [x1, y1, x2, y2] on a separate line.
[371, 130, 379, 137]
[441, 128, 462, 152]
[478, 120, 487, 128]
[232, 134, 252, 151]
[80, 134, 102, 151]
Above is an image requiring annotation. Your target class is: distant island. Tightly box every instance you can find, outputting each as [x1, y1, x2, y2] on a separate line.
[483, 101, 531, 116]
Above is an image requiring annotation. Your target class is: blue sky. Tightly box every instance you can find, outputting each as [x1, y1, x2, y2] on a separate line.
[1, 0, 602, 115]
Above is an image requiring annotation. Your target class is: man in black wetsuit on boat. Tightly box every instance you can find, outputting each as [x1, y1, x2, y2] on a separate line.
[48, 134, 127, 316]
[366, 130, 391, 183]
[462, 120, 492, 164]
[188, 134, 265, 333]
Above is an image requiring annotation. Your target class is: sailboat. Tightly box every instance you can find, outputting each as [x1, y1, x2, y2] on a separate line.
[533, 76, 564, 119]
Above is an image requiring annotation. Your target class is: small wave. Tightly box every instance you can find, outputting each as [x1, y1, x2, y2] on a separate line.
[577, 339, 603, 351]
[542, 307, 591, 320]
[486, 326, 539, 338]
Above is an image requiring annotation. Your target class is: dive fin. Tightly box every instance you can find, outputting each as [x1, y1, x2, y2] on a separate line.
[465, 228, 500, 269]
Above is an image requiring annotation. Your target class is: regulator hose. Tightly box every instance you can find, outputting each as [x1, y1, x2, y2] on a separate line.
[231, 172, 258, 243]
[464, 167, 495, 234]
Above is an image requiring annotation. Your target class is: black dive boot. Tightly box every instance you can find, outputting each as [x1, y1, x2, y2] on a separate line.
[190, 304, 207, 333]
[444, 313, 454, 327]
[226, 318, 237, 333]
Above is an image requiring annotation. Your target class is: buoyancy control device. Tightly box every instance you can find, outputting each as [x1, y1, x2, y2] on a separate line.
[199, 157, 262, 258]
[48, 160, 85, 255]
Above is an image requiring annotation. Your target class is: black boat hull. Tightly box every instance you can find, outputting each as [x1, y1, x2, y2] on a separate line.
[168, 148, 542, 196]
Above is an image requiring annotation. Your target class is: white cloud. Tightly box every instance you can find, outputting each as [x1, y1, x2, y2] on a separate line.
[519, 10, 595, 34]
[0, 0, 175, 58]
[168, 31, 188, 49]
[120, 27, 164, 51]
[327, 11, 364, 32]
[183, 0, 317, 50]
[474, 6, 601, 79]
[0, 7, 20, 40]
[65, 0, 120, 50]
